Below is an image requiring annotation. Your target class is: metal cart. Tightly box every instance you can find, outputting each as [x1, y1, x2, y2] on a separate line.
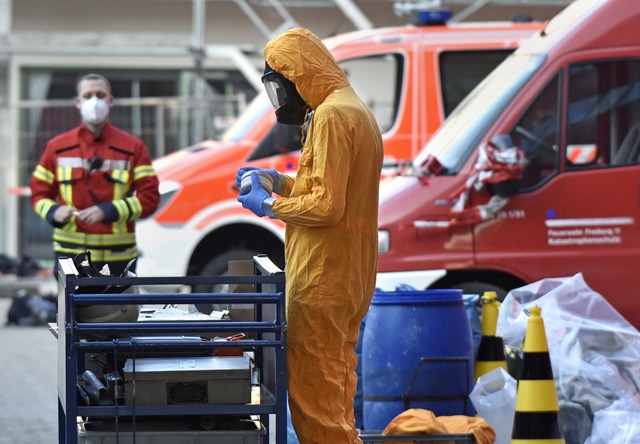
[55, 255, 287, 444]
[359, 432, 473, 443]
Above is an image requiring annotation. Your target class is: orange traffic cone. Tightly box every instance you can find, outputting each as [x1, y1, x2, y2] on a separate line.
[474, 291, 508, 382]
[511, 306, 564, 444]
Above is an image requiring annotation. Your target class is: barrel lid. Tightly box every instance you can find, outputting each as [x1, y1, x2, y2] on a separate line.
[372, 289, 462, 304]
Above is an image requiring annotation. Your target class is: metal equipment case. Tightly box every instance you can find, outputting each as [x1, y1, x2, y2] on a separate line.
[359, 433, 473, 443]
[123, 355, 252, 405]
[77, 419, 266, 444]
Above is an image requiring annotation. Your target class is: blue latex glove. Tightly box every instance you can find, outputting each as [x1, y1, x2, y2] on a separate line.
[238, 172, 272, 217]
[236, 166, 287, 195]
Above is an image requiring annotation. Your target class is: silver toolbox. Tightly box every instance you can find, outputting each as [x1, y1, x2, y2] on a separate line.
[78, 418, 265, 444]
[123, 355, 252, 405]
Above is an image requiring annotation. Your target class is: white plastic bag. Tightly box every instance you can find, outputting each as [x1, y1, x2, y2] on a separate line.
[496, 273, 640, 443]
[585, 401, 640, 444]
[469, 367, 516, 444]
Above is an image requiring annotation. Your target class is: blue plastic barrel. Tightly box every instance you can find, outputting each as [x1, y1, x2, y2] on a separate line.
[362, 289, 474, 430]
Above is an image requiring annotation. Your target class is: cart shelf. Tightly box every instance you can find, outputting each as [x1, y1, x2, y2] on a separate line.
[56, 255, 287, 444]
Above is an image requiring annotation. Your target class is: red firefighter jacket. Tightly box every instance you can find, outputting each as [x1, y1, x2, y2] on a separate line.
[29, 122, 160, 264]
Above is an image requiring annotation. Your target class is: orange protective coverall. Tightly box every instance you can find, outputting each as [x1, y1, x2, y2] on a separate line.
[383, 409, 496, 444]
[264, 28, 384, 443]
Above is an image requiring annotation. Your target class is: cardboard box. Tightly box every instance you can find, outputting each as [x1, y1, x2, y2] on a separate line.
[227, 260, 256, 323]
[123, 355, 251, 406]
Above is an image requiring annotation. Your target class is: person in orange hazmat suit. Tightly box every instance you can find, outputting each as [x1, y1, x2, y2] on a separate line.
[236, 28, 383, 443]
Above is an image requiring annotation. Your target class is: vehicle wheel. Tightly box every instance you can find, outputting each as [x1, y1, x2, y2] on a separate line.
[455, 281, 508, 301]
[192, 248, 260, 315]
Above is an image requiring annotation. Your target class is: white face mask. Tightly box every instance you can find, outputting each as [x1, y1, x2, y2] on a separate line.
[80, 96, 110, 126]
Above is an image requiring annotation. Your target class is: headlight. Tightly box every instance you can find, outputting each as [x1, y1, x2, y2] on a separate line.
[378, 230, 390, 253]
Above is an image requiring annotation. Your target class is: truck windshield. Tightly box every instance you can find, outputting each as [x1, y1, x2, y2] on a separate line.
[414, 53, 546, 174]
[222, 91, 271, 143]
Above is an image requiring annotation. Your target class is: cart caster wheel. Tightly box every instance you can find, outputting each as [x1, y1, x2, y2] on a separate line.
[200, 415, 216, 430]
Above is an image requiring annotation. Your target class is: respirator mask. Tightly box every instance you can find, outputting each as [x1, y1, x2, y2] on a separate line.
[262, 63, 309, 125]
[81, 96, 110, 126]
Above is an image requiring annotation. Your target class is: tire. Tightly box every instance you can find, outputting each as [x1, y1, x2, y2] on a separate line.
[455, 281, 508, 301]
[192, 248, 260, 314]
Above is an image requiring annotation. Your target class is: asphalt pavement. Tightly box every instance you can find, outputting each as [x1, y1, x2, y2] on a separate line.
[0, 279, 281, 444]
[0, 296, 58, 444]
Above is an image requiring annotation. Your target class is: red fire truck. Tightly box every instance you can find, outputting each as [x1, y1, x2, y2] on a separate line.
[137, 16, 542, 294]
[376, 0, 640, 328]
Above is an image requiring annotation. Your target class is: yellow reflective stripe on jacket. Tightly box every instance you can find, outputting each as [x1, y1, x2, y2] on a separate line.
[110, 170, 130, 204]
[112, 175, 126, 200]
[57, 166, 74, 205]
[112, 199, 130, 221]
[111, 196, 143, 222]
[92, 247, 138, 264]
[52, 241, 138, 263]
[112, 219, 128, 235]
[52, 244, 90, 256]
[34, 198, 57, 219]
[53, 229, 136, 247]
[33, 165, 55, 184]
[111, 169, 130, 183]
[133, 164, 156, 181]
[126, 196, 143, 219]
[52, 228, 138, 262]
[111, 200, 129, 234]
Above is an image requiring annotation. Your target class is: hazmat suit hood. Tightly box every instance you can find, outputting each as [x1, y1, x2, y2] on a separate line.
[264, 27, 350, 110]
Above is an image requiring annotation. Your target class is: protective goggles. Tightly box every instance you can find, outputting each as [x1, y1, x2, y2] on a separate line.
[261, 71, 291, 110]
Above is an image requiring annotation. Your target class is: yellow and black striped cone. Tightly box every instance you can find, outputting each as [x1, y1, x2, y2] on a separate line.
[511, 306, 564, 444]
[474, 291, 508, 382]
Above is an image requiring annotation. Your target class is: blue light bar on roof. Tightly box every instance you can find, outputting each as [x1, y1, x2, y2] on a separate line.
[412, 9, 453, 25]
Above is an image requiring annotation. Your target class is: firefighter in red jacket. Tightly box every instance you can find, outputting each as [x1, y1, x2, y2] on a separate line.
[29, 73, 160, 276]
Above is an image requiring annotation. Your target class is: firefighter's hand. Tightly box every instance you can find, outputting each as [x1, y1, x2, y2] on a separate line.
[77, 205, 106, 224]
[53, 206, 75, 224]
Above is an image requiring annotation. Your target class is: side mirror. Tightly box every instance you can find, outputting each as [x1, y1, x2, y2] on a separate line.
[483, 134, 523, 197]
[419, 154, 444, 175]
